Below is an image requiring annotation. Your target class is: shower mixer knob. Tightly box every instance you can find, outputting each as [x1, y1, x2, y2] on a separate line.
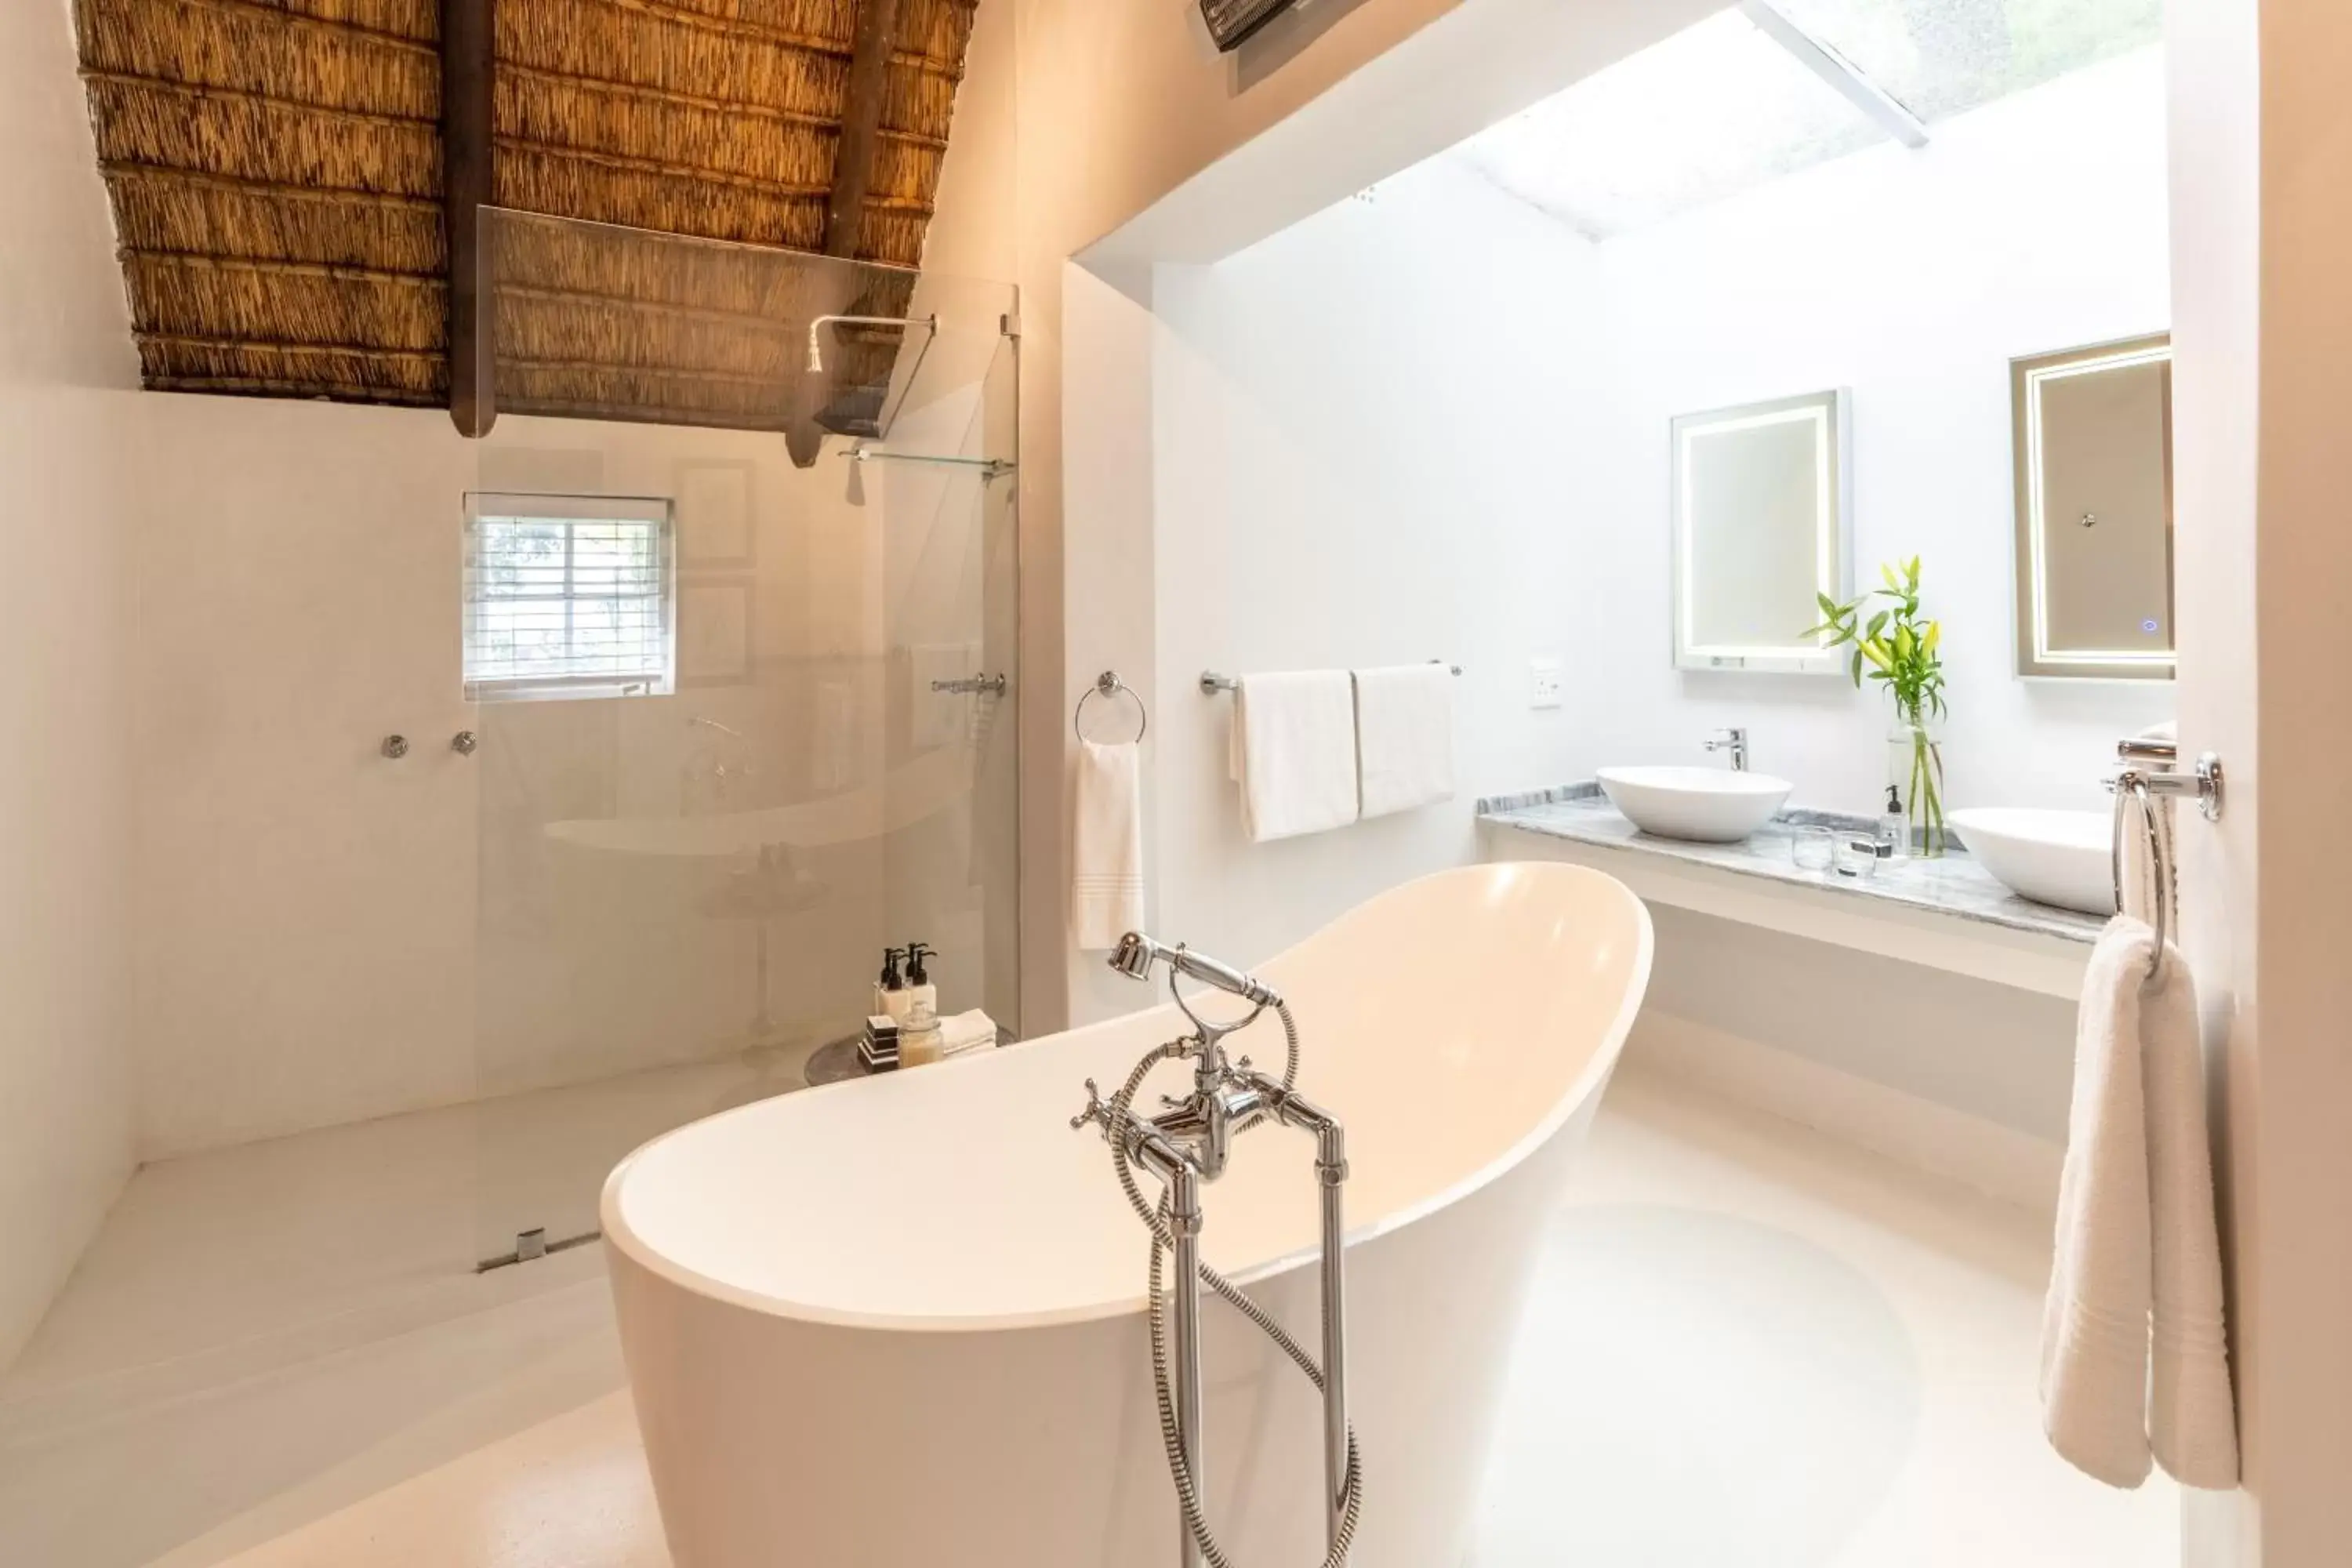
[1069, 1080, 1109, 1134]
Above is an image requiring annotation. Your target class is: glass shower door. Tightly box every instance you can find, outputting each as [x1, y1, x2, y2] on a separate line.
[873, 287, 1023, 1054]
[462, 212, 1019, 1266]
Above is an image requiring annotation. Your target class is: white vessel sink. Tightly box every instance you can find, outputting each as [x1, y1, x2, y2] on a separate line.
[1948, 808, 2112, 915]
[1596, 766, 1794, 844]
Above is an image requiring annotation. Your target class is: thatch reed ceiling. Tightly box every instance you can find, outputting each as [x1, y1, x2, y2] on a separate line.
[72, 0, 979, 449]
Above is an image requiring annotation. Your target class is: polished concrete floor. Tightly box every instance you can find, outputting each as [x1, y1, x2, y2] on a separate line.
[0, 1061, 2179, 1567]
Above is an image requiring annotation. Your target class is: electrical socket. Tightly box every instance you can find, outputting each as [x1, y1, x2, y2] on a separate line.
[1528, 658, 1564, 709]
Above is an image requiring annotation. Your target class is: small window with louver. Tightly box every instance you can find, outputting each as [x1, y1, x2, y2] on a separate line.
[463, 492, 677, 702]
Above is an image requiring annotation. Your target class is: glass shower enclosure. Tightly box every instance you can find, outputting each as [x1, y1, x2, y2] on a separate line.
[463, 210, 1020, 1263]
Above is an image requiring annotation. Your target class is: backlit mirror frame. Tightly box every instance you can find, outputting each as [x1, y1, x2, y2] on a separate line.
[2010, 333, 2175, 681]
[1671, 388, 1853, 674]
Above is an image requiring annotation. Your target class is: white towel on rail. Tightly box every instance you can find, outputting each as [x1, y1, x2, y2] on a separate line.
[2040, 916, 2238, 1490]
[1071, 740, 1145, 951]
[1226, 670, 1359, 843]
[1352, 664, 1455, 819]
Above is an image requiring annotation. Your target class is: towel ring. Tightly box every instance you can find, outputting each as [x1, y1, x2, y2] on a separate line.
[1075, 670, 1147, 743]
[2110, 771, 2169, 979]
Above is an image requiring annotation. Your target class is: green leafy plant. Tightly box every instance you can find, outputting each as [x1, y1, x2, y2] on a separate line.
[1806, 557, 1949, 854]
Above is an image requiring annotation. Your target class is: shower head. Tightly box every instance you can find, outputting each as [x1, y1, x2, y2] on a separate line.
[1109, 932, 1282, 1007]
[804, 313, 938, 381]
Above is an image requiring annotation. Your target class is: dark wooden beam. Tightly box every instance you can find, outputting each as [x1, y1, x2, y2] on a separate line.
[822, 0, 903, 260]
[793, 0, 902, 466]
[442, 0, 496, 436]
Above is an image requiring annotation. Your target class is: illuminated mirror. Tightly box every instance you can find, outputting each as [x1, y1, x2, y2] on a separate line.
[2011, 335, 2172, 681]
[1671, 389, 1852, 673]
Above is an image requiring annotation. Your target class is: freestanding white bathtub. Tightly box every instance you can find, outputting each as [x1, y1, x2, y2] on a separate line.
[603, 862, 1652, 1567]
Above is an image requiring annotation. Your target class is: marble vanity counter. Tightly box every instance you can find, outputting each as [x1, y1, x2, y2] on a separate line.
[1479, 784, 2106, 946]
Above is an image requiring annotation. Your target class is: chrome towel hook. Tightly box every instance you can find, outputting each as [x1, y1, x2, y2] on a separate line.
[1076, 670, 1147, 743]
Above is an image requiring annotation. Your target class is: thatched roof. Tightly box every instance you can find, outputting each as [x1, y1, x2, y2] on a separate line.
[72, 0, 978, 453]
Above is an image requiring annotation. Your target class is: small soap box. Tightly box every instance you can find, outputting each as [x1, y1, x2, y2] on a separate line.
[858, 1014, 901, 1073]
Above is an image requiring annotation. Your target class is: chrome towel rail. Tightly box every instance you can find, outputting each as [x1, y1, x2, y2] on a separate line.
[1200, 661, 1461, 695]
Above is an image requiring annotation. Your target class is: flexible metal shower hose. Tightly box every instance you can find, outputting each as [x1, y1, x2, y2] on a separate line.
[1102, 1004, 1365, 1568]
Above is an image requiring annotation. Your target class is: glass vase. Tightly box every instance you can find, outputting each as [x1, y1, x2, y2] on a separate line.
[1886, 718, 1948, 858]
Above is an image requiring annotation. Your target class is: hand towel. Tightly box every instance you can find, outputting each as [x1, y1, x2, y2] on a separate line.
[1352, 664, 1456, 819]
[938, 1008, 997, 1056]
[1071, 740, 1145, 950]
[2040, 916, 2239, 1490]
[2141, 935, 2239, 1487]
[1226, 670, 1360, 843]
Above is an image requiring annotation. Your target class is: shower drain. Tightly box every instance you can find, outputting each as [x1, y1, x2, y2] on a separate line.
[475, 1226, 602, 1272]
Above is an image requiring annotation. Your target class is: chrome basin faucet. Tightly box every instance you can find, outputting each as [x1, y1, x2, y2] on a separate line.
[1704, 726, 1750, 771]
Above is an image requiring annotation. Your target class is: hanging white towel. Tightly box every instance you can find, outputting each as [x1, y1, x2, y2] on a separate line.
[1352, 664, 1456, 820]
[1071, 740, 1145, 951]
[1226, 670, 1360, 843]
[2141, 932, 2238, 1488]
[2040, 916, 2238, 1490]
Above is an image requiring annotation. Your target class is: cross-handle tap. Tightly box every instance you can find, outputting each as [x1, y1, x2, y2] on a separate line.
[1069, 1078, 1114, 1134]
[1704, 726, 1750, 771]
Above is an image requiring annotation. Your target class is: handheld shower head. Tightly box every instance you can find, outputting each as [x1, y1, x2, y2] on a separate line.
[1108, 932, 1281, 1007]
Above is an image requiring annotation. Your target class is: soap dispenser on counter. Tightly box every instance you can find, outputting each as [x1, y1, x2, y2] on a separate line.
[902, 942, 938, 1019]
[874, 947, 909, 1022]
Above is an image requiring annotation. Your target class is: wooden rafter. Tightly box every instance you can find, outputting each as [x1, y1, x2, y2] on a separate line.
[824, 0, 905, 260]
[443, 0, 496, 435]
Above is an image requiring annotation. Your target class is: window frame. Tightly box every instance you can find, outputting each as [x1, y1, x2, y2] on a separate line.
[462, 490, 679, 703]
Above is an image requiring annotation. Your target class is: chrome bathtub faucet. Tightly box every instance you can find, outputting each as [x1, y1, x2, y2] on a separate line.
[1076, 932, 1361, 1568]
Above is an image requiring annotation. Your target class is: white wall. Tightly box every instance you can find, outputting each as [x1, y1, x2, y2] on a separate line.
[1147, 160, 1599, 967]
[1559, 48, 2175, 815]
[2173, 0, 2352, 1558]
[0, 0, 141, 1367]
[111, 1, 1033, 1161]
[124, 391, 1023, 1159]
[1134, 50, 2173, 1144]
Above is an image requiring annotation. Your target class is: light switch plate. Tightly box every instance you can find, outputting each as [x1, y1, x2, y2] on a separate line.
[1528, 657, 1564, 709]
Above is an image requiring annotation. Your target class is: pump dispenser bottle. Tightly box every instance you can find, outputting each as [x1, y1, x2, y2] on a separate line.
[902, 942, 938, 1019]
[874, 947, 907, 1021]
[1878, 785, 1907, 858]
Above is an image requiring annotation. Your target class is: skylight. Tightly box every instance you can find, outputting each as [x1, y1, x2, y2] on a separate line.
[1773, 0, 2161, 122]
[1454, 0, 2161, 240]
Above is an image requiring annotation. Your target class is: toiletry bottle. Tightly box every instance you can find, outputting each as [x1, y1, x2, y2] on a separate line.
[898, 996, 945, 1068]
[902, 942, 938, 1019]
[1879, 785, 1907, 859]
[876, 947, 909, 1022]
